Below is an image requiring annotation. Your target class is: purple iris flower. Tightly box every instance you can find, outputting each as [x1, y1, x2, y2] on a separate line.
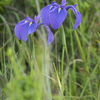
[40, 0, 82, 30]
[14, 15, 54, 45]
[15, 15, 39, 42]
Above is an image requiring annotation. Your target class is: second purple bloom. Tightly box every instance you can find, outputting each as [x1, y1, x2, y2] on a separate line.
[40, 0, 82, 30]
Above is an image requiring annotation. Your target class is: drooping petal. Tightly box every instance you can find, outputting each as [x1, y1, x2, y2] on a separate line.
[73, 11, 82, 30]
[15, 21, 30, 42]
[66, 5, 82, 30]
[40, 5, 51, 25]
[44, 25, 54, 46]
[28, 22, 37, 34]
[15, 19, 26, 29]
[49, 7, 67, 29]
[47, 29, 54, 46]
[14, 19, 26, 39]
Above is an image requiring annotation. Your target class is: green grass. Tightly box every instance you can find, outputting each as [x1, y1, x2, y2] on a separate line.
[0, 0, 100, 100]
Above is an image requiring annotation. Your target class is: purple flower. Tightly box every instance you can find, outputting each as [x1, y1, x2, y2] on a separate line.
[14, 15, 54, 45]
[40, 0, 82, 30]
[15, 15, 39, 42]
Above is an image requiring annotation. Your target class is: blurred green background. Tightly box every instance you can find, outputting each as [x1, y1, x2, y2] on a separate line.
[0, 0, 100, 100]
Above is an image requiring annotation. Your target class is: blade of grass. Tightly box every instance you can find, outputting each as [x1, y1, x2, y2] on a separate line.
[0, 14, 12, 39]
[80, 61, 100, 99]
[53, 63, 61, 90]
[35, 0, 52, 99]
[59, 25, 71, 99]
[0, 14, 13, 80]
[70, 21, 77, 96]
[3, 26, 7, 80]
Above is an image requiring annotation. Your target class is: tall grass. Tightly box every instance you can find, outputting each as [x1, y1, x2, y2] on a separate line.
[0, 0, 100, 100]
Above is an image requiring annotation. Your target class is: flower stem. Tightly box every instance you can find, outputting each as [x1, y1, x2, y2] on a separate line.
[61, 45, 65, 99]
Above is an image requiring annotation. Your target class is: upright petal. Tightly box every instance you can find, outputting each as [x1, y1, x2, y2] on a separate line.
[26, 15, 31, 20]
[74, 4, 77, 7]
[40, 5, 51, 25]
[62, 0, 67, 6]
[52, 1, 56, 4]
[34, 15, 39, 24]
[66, 5, 82, 30]
[44, 25, 54, 46]
[15, 21, 30, 42]
[49, 7, 67, 29]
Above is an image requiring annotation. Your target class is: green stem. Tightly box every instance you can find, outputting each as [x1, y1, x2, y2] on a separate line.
[30, 39, 35, 76]
[70, 31, 76, 95]
[59, 25, 70, 99]
[45, 47, 52, 100]
[3, 26, 7, 80]
[61, 45, 65, 95]
[80, 62, 100, 99]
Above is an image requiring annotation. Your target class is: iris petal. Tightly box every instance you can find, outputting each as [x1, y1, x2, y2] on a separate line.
[73, 11, 82, 30]
[15, 15, 40, 42]
[15, 21, 30, 42]
[15, 19, 26, 39]
[44, 25, 54, 46]
[62, 0, 67, 6]
[47, 30, 54, 46]
[28, 22, 37, 34]
[15, 19, 26, 29]
[47, 28, 54, 46]
[66, 5, 82, 30]
[40, 5, 51, 25]
[52, 1, 56, 4]
[34, 14, 39, 24]
[49, 7, 67, 29]
[70, 6, 82, 30]
[74, 4, 77, 7]
[26, 15, 30, 20]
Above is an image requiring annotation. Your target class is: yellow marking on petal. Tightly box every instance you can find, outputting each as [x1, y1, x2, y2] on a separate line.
[25, 20, 28, 23]
[58, 7, 61, 13]
[50, 6, 53, 9]
[29, 22, 32, 26]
